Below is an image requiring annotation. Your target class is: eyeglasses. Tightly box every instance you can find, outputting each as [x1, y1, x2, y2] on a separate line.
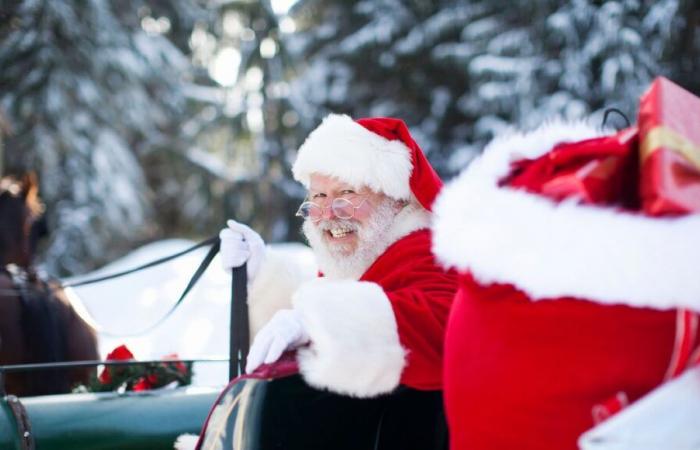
[295, 197, 367, 222]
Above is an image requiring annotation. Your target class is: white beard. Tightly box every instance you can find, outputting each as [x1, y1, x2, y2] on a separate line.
[303, 199, 399, 280]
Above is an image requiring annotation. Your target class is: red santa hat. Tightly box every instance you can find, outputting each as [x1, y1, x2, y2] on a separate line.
[292, 114, 442, 211]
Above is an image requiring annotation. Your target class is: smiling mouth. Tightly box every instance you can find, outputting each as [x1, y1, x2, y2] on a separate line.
[326, 227, 356, 239]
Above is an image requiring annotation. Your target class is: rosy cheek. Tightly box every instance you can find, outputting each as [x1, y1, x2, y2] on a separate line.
[352, 202, 373, 221]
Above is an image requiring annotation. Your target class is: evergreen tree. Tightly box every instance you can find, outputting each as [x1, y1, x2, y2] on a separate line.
[186, 0, 304, 242]
[1, 0, 697, 275]
[288, 0, 700, 177]
[0, 0, 202, 275]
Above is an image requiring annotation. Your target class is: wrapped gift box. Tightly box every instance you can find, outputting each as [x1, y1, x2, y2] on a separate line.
[638, 76, 700, 216]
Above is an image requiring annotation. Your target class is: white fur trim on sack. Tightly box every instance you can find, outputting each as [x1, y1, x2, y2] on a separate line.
[292, 114, 413, 200]
[248, 244, 317, 340]
[432, 119, 700, 310]
[292, 278, 406, 397]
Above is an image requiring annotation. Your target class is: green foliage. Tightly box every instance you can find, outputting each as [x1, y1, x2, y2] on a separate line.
[75, 359, 193, 393]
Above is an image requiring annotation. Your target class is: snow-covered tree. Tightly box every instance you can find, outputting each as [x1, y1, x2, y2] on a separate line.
[1, 1, 697, 275]
[287, 1, 453, 167]
[0, 1, 203, 275]
[0, 108, 10, 174]
[287, 0, 700, 177]
[184, 0, 305, 242]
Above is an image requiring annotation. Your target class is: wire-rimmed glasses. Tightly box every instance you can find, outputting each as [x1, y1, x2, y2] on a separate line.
[295, 197, 367, 222]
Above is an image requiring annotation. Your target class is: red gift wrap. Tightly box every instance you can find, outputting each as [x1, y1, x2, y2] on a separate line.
[505, 128, 640, 209]
[638, 76, 700, 215]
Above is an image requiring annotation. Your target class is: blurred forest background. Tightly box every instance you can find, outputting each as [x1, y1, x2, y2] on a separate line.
[1, 0, 698, 276]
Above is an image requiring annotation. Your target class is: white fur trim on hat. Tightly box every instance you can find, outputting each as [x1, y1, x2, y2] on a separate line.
[292, 278, 406, 397]
[432, 119, 700, 311]
[292, 114, 413, 200]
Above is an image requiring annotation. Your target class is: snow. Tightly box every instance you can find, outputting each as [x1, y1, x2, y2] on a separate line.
[469, 55, 535, 78]
[184, 147, 236, 182]
[64, 239, 316, 388]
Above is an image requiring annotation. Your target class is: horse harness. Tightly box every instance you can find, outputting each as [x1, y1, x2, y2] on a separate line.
[0, 266, 41, 450]
[1, 264, 71, 393]
[1, 264, 54, 306]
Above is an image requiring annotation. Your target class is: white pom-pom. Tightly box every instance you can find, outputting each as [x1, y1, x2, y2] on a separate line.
[173, 433, 199, 450]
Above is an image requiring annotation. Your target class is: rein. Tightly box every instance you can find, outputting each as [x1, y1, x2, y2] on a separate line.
[62, 236, 218, 289]
[2, 236, 221, 337]
[2, 235, 250, 377]
[68, 236, 222, 337]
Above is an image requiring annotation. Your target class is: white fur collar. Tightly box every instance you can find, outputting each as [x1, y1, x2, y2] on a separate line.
[432, 119, 700, 310]
[383, 199, 431, 250]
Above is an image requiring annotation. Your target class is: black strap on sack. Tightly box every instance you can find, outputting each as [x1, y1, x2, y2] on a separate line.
[602, 107, 631, 130]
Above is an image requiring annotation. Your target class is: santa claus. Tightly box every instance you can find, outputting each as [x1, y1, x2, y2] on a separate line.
[219, 114, 457, 398]
[432, 102, 700, 449]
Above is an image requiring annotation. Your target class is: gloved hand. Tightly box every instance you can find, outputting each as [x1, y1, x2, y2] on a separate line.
[219, 219, 266, 282]
[246, 309, 310, 373]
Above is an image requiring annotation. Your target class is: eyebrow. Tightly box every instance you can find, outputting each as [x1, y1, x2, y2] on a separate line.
[309, 185, 358, 194]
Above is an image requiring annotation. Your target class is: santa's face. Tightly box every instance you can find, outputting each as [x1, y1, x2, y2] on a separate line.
[302, 174, 402, 278]
[305, 174, 389, 254]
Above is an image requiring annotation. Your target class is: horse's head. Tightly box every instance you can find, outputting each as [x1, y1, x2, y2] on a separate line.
[0, 173, 45, 268]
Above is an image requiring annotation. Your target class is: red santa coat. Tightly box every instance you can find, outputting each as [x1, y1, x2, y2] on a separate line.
[431, 121, 700, 450]
[250, 203, 457, 398]
[362, 227, 456, 390]
[294, 229, 457, 396]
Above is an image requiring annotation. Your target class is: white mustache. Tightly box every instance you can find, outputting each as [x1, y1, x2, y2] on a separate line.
[316, 219, 359, 233]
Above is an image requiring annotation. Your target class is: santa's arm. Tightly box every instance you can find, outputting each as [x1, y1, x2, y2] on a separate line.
[292, 269, 455, 397]
[247, 245, 317, 339]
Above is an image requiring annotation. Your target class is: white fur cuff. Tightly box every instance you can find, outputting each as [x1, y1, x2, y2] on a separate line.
[293, 279, 406, 397]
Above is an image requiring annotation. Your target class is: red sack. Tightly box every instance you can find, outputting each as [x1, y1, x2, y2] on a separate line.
[436, 78, 700, 450]
[504, 128, 639, 209]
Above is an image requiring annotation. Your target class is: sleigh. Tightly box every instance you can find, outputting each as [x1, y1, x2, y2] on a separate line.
[0, 368, 446, 450]
[0, 384, 219, 450]
[0, 236, 228, 450]
[0, 236, 448, 450]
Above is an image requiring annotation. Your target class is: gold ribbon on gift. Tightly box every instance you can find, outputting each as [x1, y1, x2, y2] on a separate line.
[640, 125, 700, 170]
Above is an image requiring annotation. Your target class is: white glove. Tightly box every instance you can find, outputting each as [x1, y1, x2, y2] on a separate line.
[246, 309, 310, 373]
[219, 219, 266, 282]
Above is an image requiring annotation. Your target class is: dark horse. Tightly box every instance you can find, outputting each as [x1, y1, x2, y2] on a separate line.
[0, 173, 98, 396]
